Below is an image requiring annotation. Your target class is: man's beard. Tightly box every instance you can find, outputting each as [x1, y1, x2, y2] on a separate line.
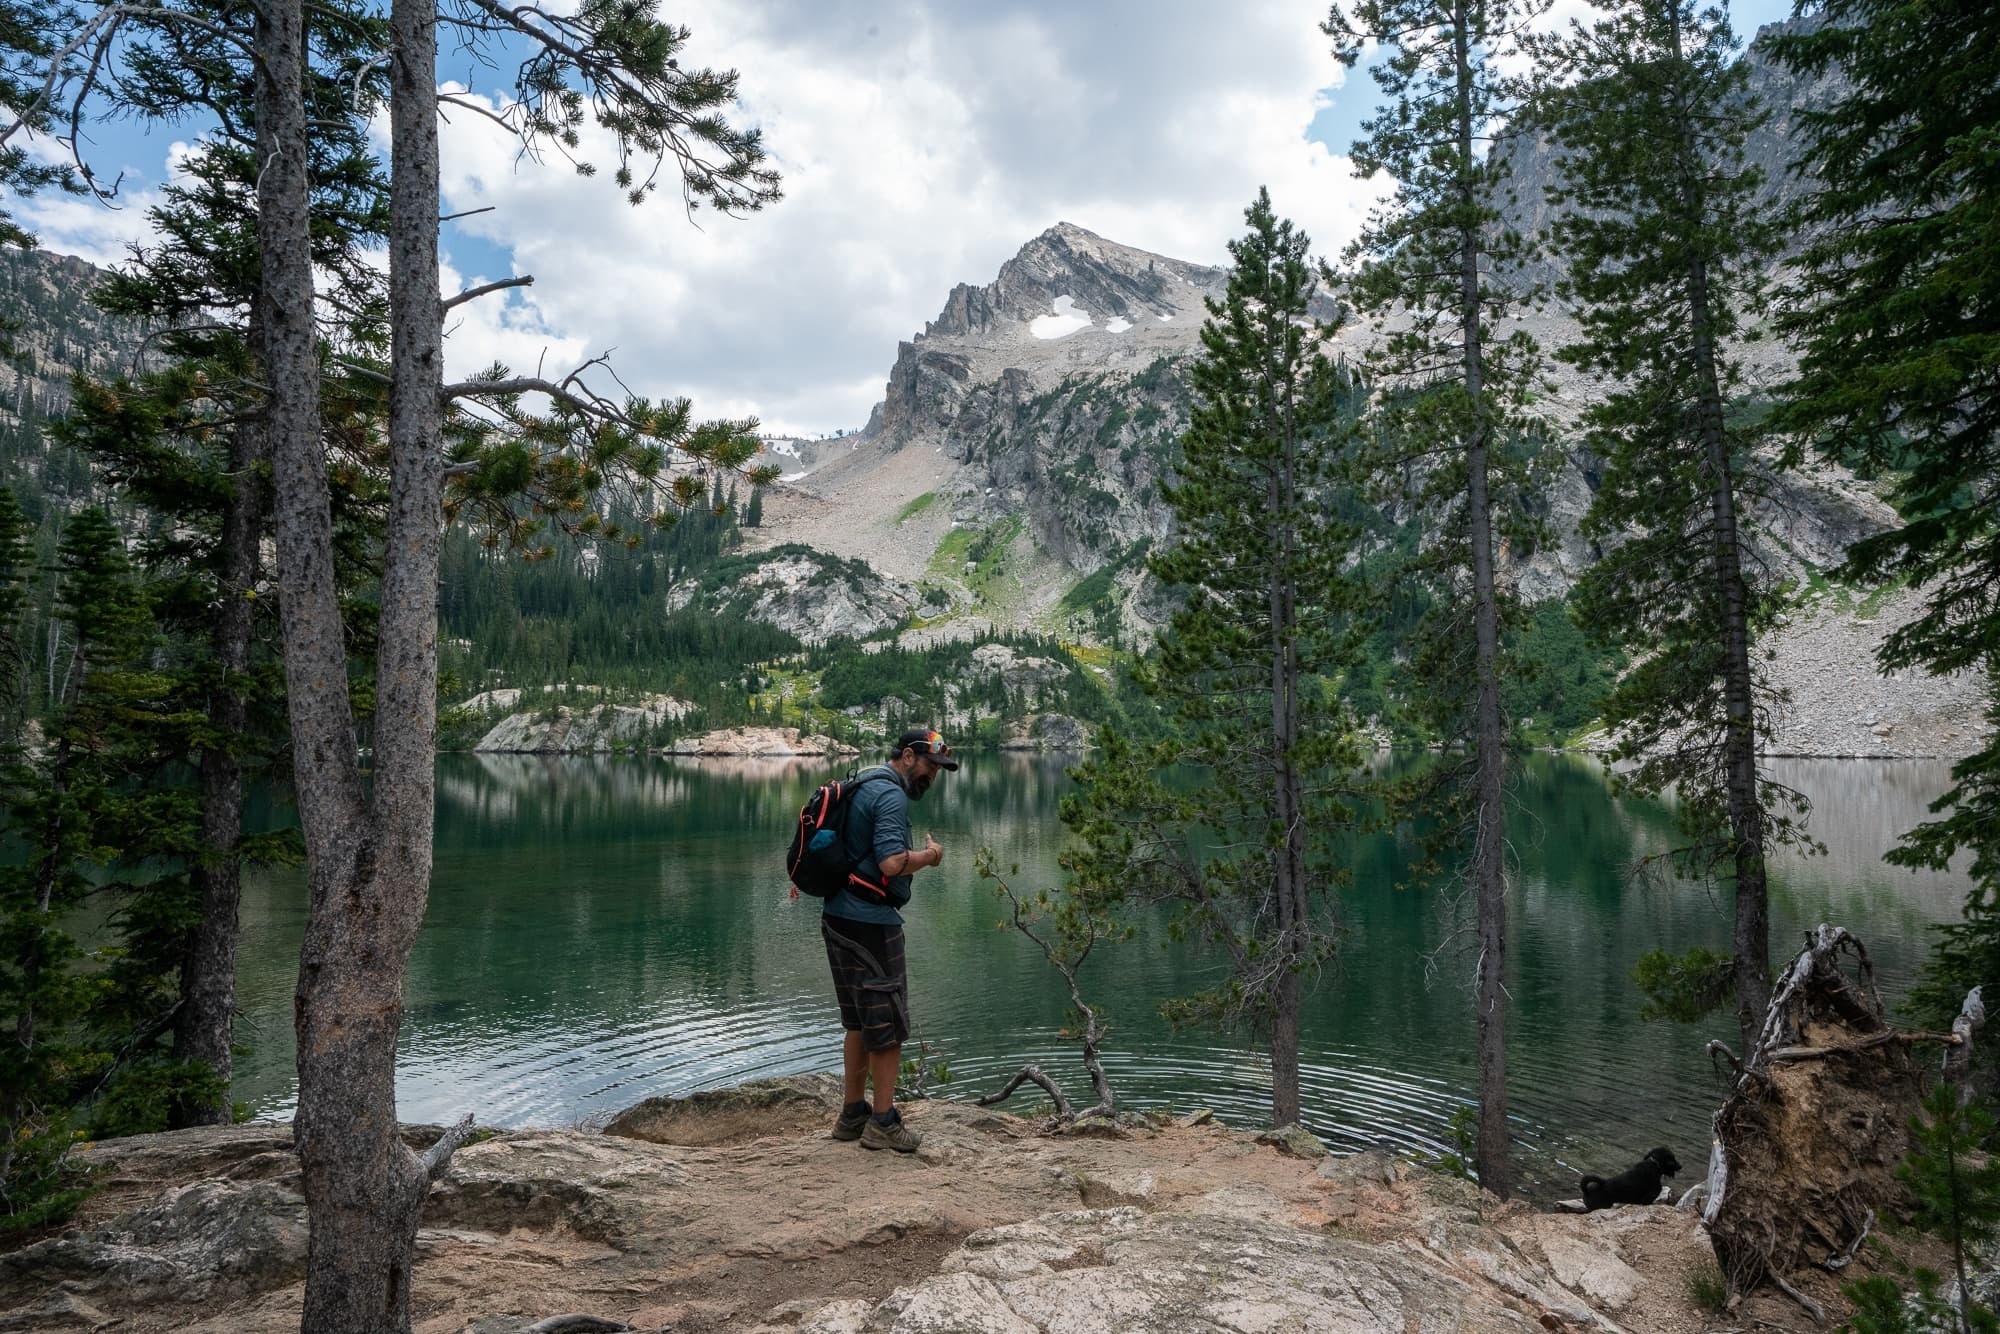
[908, 770, 933, 800]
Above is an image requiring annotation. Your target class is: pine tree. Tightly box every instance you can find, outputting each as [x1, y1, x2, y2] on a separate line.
[1533, 0, 1804, 1051]
[1325, 0, 1549, 1198]
[51, 0, 390, 1129]
[260, 0, 781, 1323]
[745, 486, 764, 528]
[1061, 191, 1369, 1129]
[1843, 1084, 2000, 1334]
[1767, 2, 2000, 1041]
[0, 507, 197, 1229]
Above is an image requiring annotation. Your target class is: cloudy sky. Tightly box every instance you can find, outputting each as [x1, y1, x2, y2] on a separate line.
[16, 0, 1793, 437]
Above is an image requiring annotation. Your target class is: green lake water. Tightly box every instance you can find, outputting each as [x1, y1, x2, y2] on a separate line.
[231, 752, 1972, 1200]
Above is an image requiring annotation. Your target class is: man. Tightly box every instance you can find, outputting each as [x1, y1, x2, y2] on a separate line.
[823, 727, 956, 1152]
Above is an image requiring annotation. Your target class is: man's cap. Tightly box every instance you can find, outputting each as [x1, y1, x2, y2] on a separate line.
[894, 727, 960, 770]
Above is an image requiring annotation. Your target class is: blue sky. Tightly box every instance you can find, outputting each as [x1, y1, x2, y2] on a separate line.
[12, 0, 1804, 435]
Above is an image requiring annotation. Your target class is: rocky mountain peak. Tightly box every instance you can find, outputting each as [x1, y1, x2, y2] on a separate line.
[921, 223, 1223, 341]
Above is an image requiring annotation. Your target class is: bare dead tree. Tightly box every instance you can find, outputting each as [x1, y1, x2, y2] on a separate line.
[974, 850, 1119, 1124]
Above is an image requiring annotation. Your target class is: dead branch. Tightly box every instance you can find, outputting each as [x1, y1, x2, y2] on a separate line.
[1822, 1208, 1873, 1272]
[1767, 1030, 1962, 1063]
[986, 868, 1118, 1121]
[420, 1113, 477, 1182]
[1767, 1266, 1825, 1323]
[976, 1065, 1073, 1120]
[1945, 985, 1986, 1096]
[443, 275, 535, 311]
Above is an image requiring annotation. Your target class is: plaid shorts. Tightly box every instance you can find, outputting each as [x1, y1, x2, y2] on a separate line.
[821, 917, 910, 1052]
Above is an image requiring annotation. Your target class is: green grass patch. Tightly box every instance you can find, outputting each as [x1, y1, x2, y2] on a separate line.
[895, 491, 939, 526]
[1063, 642, 1117, 671]
[1683, 1261, 1729, 1315]
[928, 518, 1025, 608]
[927, 527, 976, 581]
[1855, 575, 1905, 619]
[1059, 565, 1119, 615]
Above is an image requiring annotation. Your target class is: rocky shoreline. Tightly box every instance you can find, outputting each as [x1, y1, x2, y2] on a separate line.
[0, 1074, 1934, 1333]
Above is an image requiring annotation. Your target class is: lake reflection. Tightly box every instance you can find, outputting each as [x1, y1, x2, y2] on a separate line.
[231, 752, 1973, 1199]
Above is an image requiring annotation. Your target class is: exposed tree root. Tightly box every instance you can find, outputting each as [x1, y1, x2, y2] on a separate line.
[977, 1065, 1074, 1121]
[1768, 1265, 1826, 1323]
[1702, 926, 1925, 1300]
[1821, 1208, 1873, 1272]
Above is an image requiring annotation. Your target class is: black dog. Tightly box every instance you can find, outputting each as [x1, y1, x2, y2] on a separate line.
[1580, 1147, 1681, 1211]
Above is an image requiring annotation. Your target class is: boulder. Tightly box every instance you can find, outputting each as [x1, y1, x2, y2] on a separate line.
[428, 1131, 689, 1245]
[1318, 1147, 1405, 1189]
[77, 1122, 297, 1190]
[800, 1205, 1546, 1333]
[0, 1178, 307, 1307]
[602, 1073, 846, 1147]
[999, 712, 1092, 752]
[1254, 1123, 1328, 1160]
[713, 550, 921, 641]
[970, 643, 1069, 693]
[655, 727, 858, 758]
[473, 693, 691, 753]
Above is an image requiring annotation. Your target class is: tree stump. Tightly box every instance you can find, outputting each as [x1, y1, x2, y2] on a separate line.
[1702, 926, 1926, 1297]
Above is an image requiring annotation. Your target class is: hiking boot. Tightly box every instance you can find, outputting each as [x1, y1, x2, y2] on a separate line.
[860, 1111, 921, 1154]
[831, 1102, 871, 1142]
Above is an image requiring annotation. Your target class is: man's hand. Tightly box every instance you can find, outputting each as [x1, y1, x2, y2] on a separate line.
[881, 834, 945, 877]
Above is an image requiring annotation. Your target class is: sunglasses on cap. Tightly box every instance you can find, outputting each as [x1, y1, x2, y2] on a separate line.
[909, 732, 960, 770]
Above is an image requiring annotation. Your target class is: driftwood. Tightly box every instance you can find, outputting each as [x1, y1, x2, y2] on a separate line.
[1702, 926, 1929, 1300]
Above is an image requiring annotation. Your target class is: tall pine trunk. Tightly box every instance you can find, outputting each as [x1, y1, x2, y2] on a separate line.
[170, 418, 265, 1128]
[1695, 290, 1770, 1053]
[1267, 370, 1307, 1129]
[264, 0, 466, 1325]
[1669, 4, 1769, 1051]
[1456, 3, 1511, 1201]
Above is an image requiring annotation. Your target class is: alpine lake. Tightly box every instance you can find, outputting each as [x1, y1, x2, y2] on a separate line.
[231, 751, 1974, 1201]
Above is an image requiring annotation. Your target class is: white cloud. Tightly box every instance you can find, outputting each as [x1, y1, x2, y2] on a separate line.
[27, 3, 1391, 436]
[431, 1, 1384, 435]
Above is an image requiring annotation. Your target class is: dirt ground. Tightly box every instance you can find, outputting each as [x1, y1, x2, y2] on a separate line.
[9, 1079, 1950, 1334]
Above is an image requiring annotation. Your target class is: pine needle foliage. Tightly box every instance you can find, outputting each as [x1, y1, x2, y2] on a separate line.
[1766, 1, 2000, 1050]
[1531, 0, 1809, 1047]
[1060, 191, 1371, 1130]
[1324, 0, 1550, 1199]
[1842, 1084, 2000, 1334]
[0, 507, 211, 1230]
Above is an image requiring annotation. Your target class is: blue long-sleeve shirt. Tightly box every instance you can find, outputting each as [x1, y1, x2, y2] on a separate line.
[822, 765, 912, 926]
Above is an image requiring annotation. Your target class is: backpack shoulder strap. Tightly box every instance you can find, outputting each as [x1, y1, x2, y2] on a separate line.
[839, 768, 900, 854]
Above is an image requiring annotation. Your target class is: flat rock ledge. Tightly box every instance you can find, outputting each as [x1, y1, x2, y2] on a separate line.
[657, 726, 859, 758]
[1, 1075, 1869, 1333]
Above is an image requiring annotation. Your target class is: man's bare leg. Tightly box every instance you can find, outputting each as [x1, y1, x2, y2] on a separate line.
[869, 1043, 900, 1115]
[843, 1030, 867, 1106]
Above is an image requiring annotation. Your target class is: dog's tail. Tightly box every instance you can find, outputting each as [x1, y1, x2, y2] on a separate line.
[1579, 1173, 1606, 1203]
